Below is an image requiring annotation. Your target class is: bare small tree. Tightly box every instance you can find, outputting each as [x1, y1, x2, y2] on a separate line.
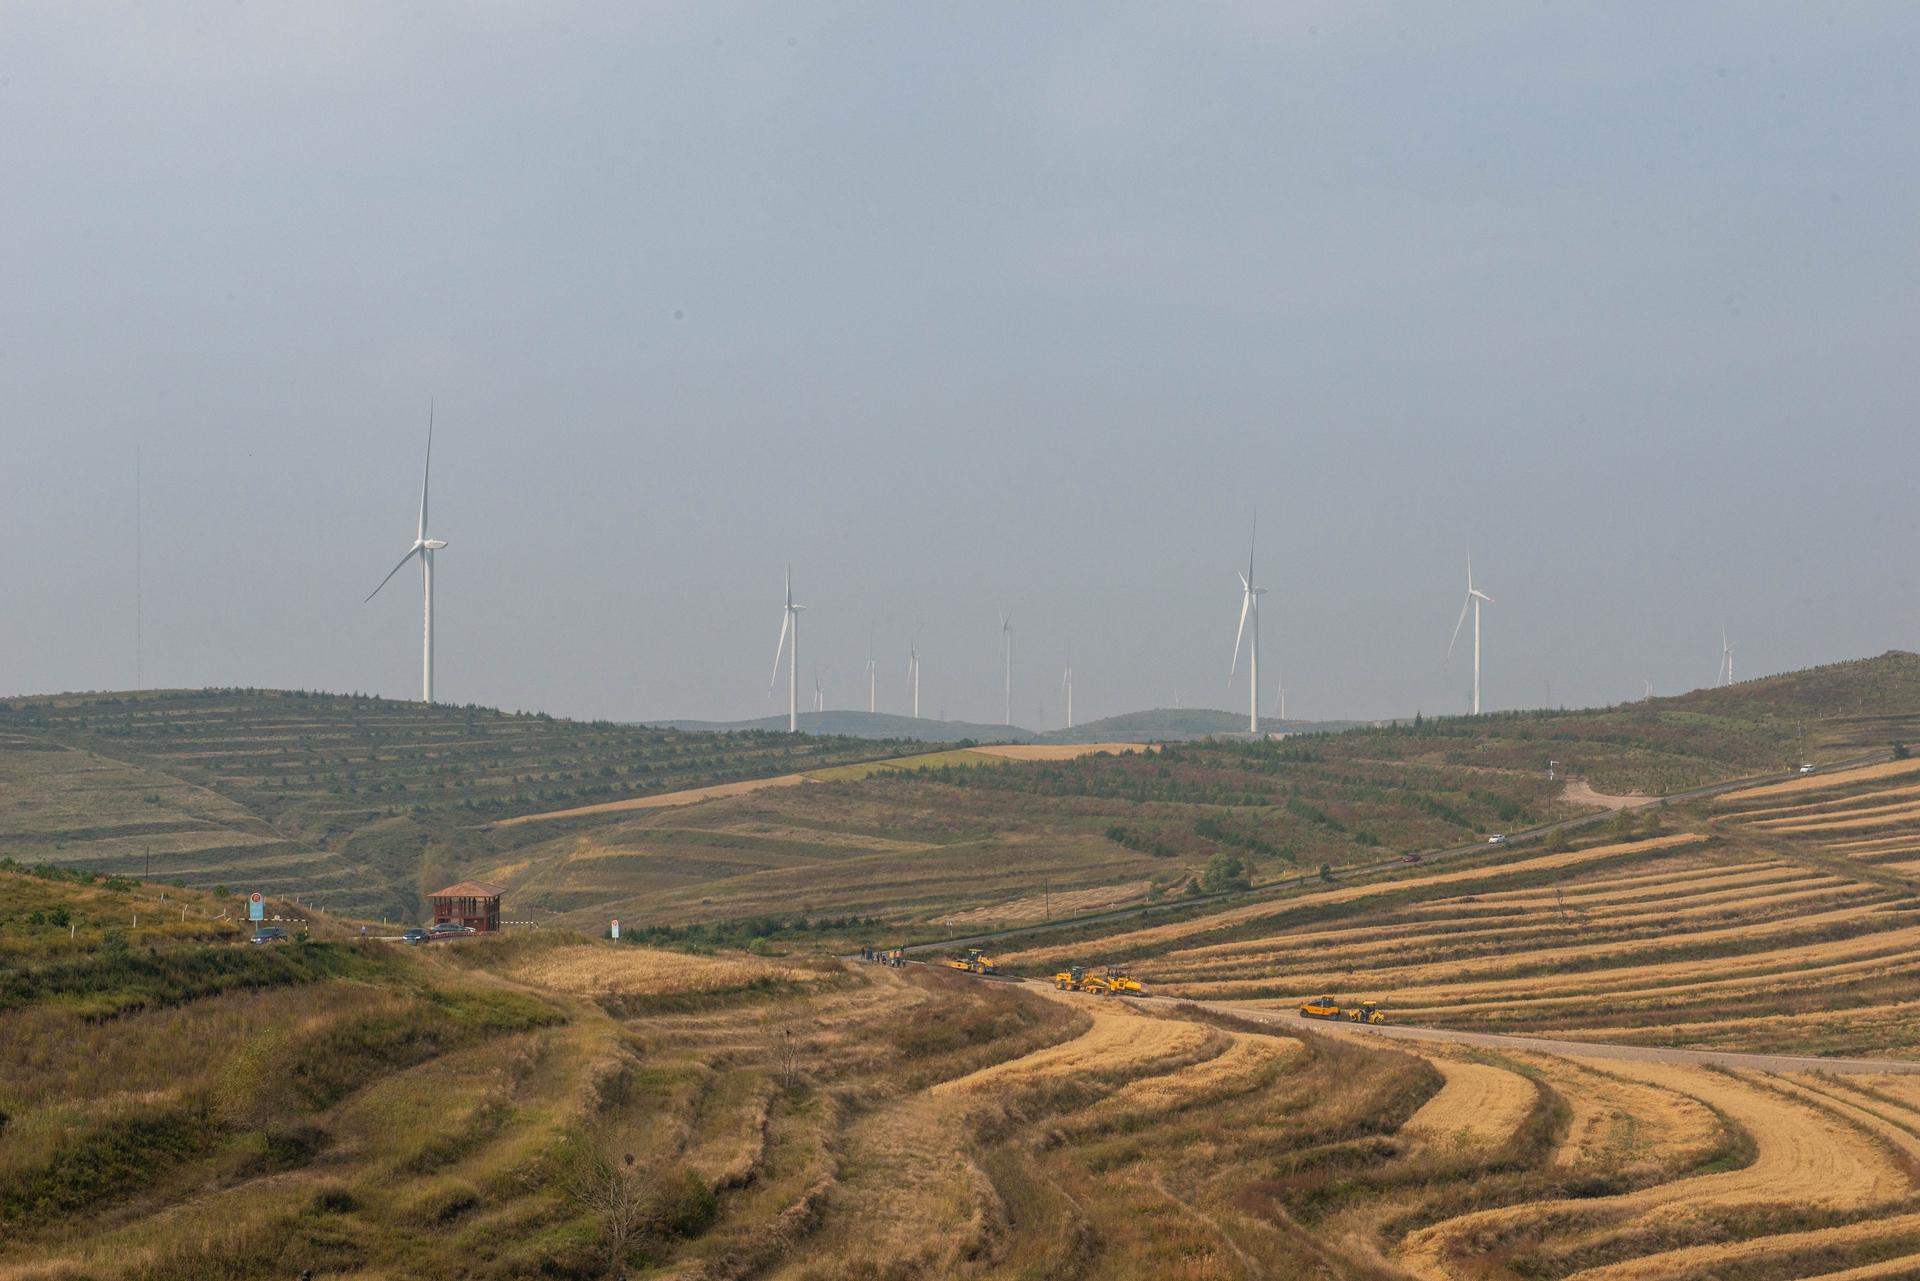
[777, 1026, 800, 1090]
[564, 1149, 647, 1277]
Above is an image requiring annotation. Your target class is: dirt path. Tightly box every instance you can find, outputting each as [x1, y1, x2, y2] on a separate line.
[1559, 777, 1653, 811]
[488, 771, 814, 826]
[967, 742, 1152, 761]
[490, 741, 1154, 828]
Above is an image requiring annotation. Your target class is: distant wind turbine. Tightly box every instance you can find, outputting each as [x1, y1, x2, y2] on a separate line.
[908, 632, 922, 719]
[1228, 519, 1265, 735]
[1061, 662, 1073, 730]
[770, 567, 804, 732]
[1719, 625, 1736, 687]
[1447, 552, 1494, 715]
[366, 405, 448, 702]
[812, 671, 825, 714]
[1000, 613, 1013, 725]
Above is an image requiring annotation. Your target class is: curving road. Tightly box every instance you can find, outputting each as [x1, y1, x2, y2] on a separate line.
[974, 974, 1920, 1076]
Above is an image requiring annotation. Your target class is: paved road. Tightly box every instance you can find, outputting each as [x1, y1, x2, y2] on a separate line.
[903, 750, 1889, 958]
[977, 974, 1920, 1076]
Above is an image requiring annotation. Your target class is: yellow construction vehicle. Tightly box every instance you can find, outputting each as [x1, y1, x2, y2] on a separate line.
[1299, 995, 1343, 1020]
[1346, 1000, 1388, 1025]
[944, 948, 998, 976]
[1054, 965, 1087, 990]
[1102, 968, 1144, 997]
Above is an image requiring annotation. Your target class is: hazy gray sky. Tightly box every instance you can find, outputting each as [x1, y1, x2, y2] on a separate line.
[5, 3, 1917, 725]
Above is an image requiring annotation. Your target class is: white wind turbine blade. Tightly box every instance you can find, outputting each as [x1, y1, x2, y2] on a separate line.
[770, 610, 791, 690]
[1447, 593, 1471, 657]
[418, 402, 433, 541]
[1230, 581, 1251, 676]
[366, 545, 419, 603]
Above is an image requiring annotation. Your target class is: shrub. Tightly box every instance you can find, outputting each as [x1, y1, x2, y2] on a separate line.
[1201, 853, 1251, 895]
[306, 1183, 359, 1215]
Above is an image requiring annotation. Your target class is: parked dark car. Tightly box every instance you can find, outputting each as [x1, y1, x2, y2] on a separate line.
[428, 921, 477, 939]
[401, 928, 431, 945]
[1401, 852, 1423, 864]
[250, 926, 288, 945]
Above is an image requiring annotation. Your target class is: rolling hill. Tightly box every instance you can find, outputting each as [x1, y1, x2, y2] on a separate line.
[6, 653, 1918, 938]
[0, 688, 940, 920]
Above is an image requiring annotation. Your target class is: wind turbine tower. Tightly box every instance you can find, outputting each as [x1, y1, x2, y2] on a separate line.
[366, 407, 448, 702]
[1061, 663, 1073, 730]
[770, 567, 804, 732]
[1448, 553, 1494, 715]
[1719, 625, 1736, 687]
[908, 634, 922, 719]
[1228, 521, 1265, 735]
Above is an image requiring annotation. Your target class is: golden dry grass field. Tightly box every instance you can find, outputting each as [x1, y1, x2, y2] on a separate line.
[18, 861, 1920, 1279]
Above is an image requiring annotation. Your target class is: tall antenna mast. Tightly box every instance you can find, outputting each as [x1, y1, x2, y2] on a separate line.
[134, 443, 143, 692]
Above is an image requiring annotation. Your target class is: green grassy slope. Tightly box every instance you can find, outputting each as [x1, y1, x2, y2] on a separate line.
[0, 689, 935, 919]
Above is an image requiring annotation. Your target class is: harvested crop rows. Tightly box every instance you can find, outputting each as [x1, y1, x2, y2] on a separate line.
[1718, 760, 1920, 879]
[758, 970, 1920, 1280]
[999, 823, 1920, 1056]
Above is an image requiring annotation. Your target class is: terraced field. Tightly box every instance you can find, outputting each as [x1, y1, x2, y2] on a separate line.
[0, 690, 929, 918]
[19, 862, 1920, 1279]
[996, 817, 1920, 1058]
[1716, 759, 1920, 881]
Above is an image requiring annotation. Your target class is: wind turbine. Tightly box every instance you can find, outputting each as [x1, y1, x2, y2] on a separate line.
[1061, 662, 1073, 730]
[811, 671, 825, 713]
[770, 567, 804, 732]
[366, 406, 448, 703]
[1000, 613, 1013, 725]
[908, 632, 922, 719]
[1447, 553, 1494, 715]
[1228, 520, 1265, 735]
[1719, 625, 1736, 687]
